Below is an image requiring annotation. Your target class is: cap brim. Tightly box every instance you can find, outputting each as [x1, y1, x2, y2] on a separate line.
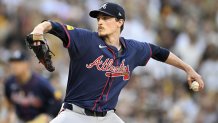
[89, 10, 114, 18]
[8, 57, 28, 62]
[8, 59, 27, 62]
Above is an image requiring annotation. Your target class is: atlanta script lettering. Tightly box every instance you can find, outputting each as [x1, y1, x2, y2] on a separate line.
[86, 55, 130, 80]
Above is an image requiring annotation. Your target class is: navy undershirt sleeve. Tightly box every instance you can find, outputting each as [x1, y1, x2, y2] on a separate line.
[149, 43, 170, 62]
[47, 21, 69, 47]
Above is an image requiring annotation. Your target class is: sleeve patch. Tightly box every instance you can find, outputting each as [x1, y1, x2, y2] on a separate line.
[66, 25, 74, 30]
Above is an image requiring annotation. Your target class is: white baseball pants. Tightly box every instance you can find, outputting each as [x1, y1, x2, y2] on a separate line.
[49, 104, 125, 123]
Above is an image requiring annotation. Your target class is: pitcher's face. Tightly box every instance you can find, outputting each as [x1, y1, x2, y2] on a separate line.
[97, 14, 120, 37]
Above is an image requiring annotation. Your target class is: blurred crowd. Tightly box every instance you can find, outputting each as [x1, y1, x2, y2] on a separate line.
[0, 0, 218, 123]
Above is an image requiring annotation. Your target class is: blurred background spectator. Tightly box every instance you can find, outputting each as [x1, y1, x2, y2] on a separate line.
[0, 0, 218, 123]
[2, 50, 62, 123]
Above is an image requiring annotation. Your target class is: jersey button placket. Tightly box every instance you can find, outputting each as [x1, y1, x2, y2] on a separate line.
[96, 48, 116, 111]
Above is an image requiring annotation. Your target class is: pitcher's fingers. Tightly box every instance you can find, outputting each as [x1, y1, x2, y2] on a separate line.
[33, 41, 41, 46]
[198, 79, 204, 90]
[37, 41, 41, 46]
[33, 42, 37, 46]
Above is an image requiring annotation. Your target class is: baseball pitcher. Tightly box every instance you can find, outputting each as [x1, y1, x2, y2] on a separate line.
[26, 2, 204, 123]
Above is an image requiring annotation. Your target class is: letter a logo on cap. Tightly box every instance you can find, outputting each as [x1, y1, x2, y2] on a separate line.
[101, 3, 107, 9]
[118, 12, 122, 16]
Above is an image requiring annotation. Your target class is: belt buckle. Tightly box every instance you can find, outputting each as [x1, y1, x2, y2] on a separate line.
[84, 109, 107, 117]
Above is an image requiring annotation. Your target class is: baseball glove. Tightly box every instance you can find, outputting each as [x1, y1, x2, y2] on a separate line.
[25, 34, 55, 72]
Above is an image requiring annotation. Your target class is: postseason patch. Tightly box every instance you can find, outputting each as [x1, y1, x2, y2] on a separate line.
[66, 25, 74, 30]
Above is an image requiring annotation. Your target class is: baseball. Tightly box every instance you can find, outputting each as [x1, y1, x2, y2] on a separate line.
[191, 81, 200, 92]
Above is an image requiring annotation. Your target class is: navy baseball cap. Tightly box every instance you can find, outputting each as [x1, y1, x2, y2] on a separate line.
[9, 51, 29, 62]
[89, 2, 125, 20]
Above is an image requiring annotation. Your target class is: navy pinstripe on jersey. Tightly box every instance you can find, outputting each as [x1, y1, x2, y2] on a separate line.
[48, 21, 152, 112]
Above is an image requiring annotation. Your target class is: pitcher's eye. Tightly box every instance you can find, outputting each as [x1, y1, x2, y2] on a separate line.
[102, 16, 111, 20]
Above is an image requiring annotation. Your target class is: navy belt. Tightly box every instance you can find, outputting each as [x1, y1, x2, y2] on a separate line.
[63, 103, 107, 117]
